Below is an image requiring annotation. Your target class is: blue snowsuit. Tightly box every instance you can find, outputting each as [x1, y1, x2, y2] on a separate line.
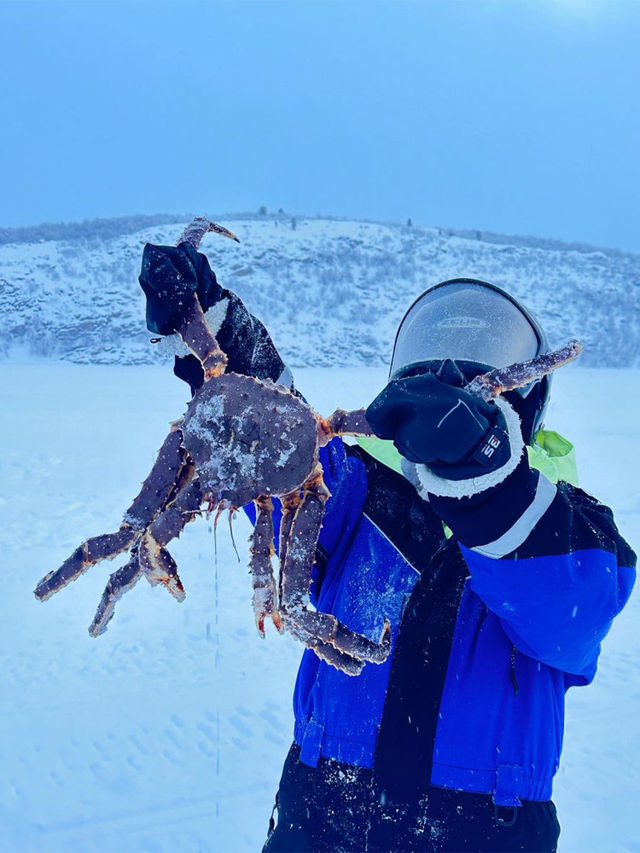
[169, 289, 636, 853]
[254, 429, 634, 852]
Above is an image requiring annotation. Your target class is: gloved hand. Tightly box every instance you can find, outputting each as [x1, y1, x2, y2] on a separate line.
[138, 241, 223, 336]
[365, 372, 511, 481]
[138, 241, 291, 397]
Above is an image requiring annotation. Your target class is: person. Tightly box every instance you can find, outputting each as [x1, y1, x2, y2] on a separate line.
[139, 244, 636, 853]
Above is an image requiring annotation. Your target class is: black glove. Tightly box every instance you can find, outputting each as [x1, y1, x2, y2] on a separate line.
[138, 241, 223, 336]
[365, 372, 510, 481]
[139, 241, 290, 397]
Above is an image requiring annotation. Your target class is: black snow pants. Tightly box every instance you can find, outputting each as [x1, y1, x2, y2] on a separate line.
[262, 744, 561, 853]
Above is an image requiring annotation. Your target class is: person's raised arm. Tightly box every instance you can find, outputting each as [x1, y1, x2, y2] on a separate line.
[138, 238, 363, 603]
[138, 240, 293, 395]
[366, 371, 636, 680]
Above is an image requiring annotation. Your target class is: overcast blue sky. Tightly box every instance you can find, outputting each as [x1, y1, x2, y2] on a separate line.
[1, 0, 638, 250]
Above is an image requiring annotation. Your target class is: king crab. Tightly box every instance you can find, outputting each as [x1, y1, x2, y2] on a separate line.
[34, 218, 582, 676]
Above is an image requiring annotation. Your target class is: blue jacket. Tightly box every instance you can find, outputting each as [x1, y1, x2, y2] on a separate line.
[285, 438, 635, 808]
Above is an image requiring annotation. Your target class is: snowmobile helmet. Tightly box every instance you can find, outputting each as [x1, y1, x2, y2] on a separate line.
[389, 278, 552, 443]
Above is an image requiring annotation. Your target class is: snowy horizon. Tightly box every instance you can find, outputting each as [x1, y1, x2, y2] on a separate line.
[2, 213, 639, 372]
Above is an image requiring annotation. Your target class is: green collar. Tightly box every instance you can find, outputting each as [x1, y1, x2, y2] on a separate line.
[355, 429, 577, 486]
[527, 429, 578, 486]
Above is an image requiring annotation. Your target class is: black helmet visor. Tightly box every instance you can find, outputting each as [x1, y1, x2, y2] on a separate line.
[390, 281, 542, 382]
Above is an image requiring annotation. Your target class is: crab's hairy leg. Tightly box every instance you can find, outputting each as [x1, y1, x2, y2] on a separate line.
[280, 466, 391, 672]
[34, 526, 139, 601]
[149, 477, 202, 547]
[89, 551, 143, 637]
[227, 507, 241, 562]
[284, 617, 365, 676]
[178, 217, 240, 249]
[303, 639, 366, 677]
[138, 478, 203, 601]
[464, 339, 583, 401]
[34, 428, 188, 602]
[124, 428, 187, 530]
[175, 295, 228, 380]
[249, 496, 282, 637]
[318, 408, 373, 445]
[278, 491, 302, 604]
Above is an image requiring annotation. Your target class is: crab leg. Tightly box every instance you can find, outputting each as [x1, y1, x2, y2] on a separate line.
[149, 479, 202, 546]
[138, 479, 203, 600]
[139, 537, 185, 601]
[278, 491, 301, 599]
[279, 466, 330, 622]
[282, 605, 367, 676]
[34, 429, 188, 602]
[34, 525, 139, 601]
[124, 429, 187, 530]
[173, 219, 240, 380]
[249, 496, 281, 636]
[176, 295, 228, 380]
[280, 466, 391, 674]
[178, 217, 240, 249]
[464, 339, 583, 401]
[303, 639, 367, 677]
[278, 490, 357, 675]
[319, 408, 374, 443]
[89, 551, 143, 637]
[319, 341, 583, 448]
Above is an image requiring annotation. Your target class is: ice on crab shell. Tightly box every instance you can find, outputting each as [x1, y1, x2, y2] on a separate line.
[190, 394, 226, 427]
[199, 441, 262, 488]
[275, 441, 297, 468]
[188, 391, 302, 472]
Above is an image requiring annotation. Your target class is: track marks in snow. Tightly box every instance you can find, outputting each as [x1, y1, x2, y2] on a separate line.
[229, 713, 252, 739]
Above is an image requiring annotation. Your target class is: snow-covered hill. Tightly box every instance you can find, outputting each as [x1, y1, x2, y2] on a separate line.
[1, 213, 639, 368]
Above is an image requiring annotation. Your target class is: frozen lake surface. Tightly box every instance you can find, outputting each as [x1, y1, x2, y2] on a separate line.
[1, 363, 638, 852]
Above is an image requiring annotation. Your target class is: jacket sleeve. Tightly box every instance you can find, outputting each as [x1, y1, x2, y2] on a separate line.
[173, 289, 294, 393]
[429, 459, 636, 680]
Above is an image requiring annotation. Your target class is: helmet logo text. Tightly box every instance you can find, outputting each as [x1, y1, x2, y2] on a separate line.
[437, 316, 489, 330]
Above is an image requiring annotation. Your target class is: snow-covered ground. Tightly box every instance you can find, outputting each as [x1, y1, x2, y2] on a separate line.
[1, 362, 638, 853]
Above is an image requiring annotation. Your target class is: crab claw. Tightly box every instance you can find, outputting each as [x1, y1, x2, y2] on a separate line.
[253, 582, 282, 637]
[139, 532, 186, 602]
[159, 571, 186, 602]
[256, 611, 283, 637]
[208, 221, 240, 243]
[178, 217, 240, 249]
[89, 552, 143, 637]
